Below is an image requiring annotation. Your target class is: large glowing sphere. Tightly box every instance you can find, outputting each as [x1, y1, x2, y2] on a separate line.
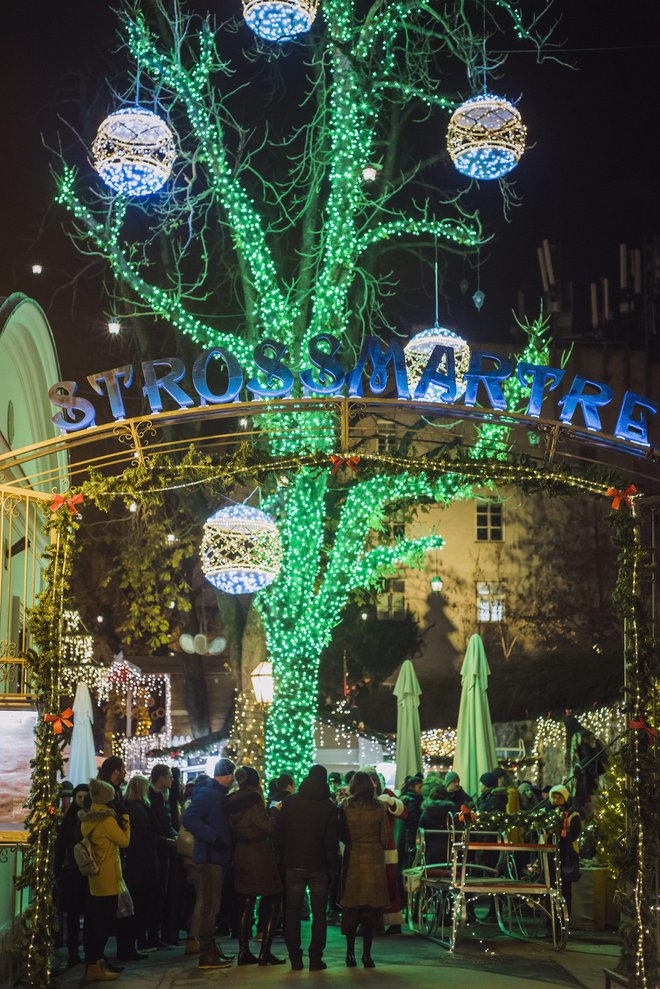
[243, 0, 318, 41]
[201, 505, 282, 594]
[447, 94, 526, 180]
[92, 107, 176, 196]
[405, 326, 471, 401]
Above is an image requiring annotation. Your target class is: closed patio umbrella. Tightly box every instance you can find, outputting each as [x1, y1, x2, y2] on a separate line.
[68, 681, 97, 786]
[394, 660, 423, 789]
[452, 634, 498, 801]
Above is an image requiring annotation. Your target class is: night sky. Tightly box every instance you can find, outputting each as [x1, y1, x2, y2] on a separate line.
[1, 1, 659, 378]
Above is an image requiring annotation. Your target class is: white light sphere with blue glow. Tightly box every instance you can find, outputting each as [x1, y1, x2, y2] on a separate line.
[243, 0, 318, 41]
[201, 505, 282, 595]
[405, 326, 471, 401]
[447, 94, 526, 181]
[92, 107, 176, 196]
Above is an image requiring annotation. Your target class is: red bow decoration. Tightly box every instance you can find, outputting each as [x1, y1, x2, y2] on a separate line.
[44, 708, 74, 734]
[330, 455, 361, 476]
[628, 715, 658, 746]
[50, 492, 84, 515]
[458, 804, 477, 825]
[607, 484, 637, 510]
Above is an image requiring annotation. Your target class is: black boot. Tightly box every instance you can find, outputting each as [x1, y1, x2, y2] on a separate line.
[345, 934, 357, 968]
[362, 913, 375, 968]
[258, 900, 285, 966]
[237, 896, 259, 966]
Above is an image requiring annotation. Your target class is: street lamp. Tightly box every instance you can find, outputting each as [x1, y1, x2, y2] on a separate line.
[430, 574, 443, 593]
[251, 661, 274, 706]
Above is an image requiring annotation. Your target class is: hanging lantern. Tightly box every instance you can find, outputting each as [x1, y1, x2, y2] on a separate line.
[447, 94, 526, 181]
[404, 326, 471, 401]
[430, 575, 443, 593]
[92, 107, 176, 196]
[251, 661, 275, 705]
[200, 505, 282, 595]
[243, 0, 318, 42]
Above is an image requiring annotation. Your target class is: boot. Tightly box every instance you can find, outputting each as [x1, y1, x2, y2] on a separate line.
[345, 933, 357, 968]
[84, 960, 119, 982]
[237, 896, 259, 966]
[362, 915, 375, 968]
[258, 900, 285, 966]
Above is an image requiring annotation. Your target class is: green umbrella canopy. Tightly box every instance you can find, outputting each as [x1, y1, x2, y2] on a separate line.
[394, 659, 423, 789]
[452, 634, 498, 801]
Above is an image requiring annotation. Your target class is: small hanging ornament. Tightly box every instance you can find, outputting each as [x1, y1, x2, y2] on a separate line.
[472, 289, 485, 311]
[243, 0, 318, 42]
[405, 326, 471, 401]
[92, 107, 176, 196]
[447, 94, 526, 181]
[200, 505, 282, 595]
[459, 278, 470, 296]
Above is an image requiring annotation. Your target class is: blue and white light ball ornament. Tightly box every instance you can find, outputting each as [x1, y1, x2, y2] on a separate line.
[404, 326, 471, 401]
[201, 505, 283, 595]
[92, 107, 176, 196]
[243, 0, 318, 42]
[447, 94, 526, 180]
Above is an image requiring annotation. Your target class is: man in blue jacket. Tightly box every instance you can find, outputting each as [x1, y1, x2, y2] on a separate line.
[183, 759, 235, 969]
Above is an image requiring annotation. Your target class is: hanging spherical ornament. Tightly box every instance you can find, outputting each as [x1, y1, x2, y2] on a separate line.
[447, 94, 526, 181]
[200, 505, 282, 595]
[405, 326, 471, 401]
[243, 0, 318, 42]
[92, 107, 176, 196]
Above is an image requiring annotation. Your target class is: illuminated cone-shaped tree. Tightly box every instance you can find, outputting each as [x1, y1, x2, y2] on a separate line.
[57, 0, 550, 776]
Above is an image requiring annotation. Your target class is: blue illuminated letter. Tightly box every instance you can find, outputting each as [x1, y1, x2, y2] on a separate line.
[414, 345, 457, 402]
[246, 339, 294, 399]
[49, 380, 96, 431]
[87, 365, 134, 420]
[300, 333, 345, 396]
[142, 359, 194, 413]
[517, 362, 565, 418]
[614, 391, 658, 446]
[558, 376, 613, 431]
[463, 352, 513, 411]
[347, 336, 410, 399]
[193, 348, 243, 405]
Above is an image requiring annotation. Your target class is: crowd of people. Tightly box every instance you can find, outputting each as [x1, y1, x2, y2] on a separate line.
[54, 755, 587, 982]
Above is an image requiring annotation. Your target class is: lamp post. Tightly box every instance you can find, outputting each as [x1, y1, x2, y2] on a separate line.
[251, 661, 274, 706]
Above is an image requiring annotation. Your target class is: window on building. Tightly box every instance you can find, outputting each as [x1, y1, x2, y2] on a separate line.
[377, 578, 406, 620]
[476, 500, 503, 541]
[476, 581, 505, 622]
[377, 421, 397, 455]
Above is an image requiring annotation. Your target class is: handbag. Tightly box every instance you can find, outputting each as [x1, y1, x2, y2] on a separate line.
[116, 878, 134, 918]
[176, 823, 195, 858]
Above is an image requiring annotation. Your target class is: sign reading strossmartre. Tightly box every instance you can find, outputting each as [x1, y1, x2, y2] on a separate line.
[48, 334, 658, 450]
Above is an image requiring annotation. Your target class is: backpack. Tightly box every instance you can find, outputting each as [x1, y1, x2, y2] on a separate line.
[73, 822, 101, 876]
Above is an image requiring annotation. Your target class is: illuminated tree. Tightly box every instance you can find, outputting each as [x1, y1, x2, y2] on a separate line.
[56, 0, 551, 776]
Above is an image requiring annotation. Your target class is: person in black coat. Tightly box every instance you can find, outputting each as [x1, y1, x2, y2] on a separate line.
[277, 765, 339, 971]
[475, 772, 508, 813]
[122, 775, 160, 958]
[54, 783, 89, 968]
[443, 771, 474, 813]
[148, 764, 178, 948]
[399, 776, 423, 869]
[418, 786, 455, 866]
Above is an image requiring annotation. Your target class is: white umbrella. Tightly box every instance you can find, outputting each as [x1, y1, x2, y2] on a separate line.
[452, 634, 498, 801]
[394, 660, 423, 789]
[68, 682, 97, 786]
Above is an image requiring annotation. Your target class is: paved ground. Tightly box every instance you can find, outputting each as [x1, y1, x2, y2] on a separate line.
[53, 924, 621, 989]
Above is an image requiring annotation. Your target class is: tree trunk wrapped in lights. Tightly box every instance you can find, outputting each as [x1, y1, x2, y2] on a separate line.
[56, 0, 552, 778]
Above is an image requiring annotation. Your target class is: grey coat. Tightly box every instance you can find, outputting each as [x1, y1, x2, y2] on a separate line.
[339, 800, 389, 908]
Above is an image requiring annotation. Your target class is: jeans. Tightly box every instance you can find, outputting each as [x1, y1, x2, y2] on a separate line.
[285, 868, 329, 962]
[198, 863, 225, 954]
[83, 894, 118, 965]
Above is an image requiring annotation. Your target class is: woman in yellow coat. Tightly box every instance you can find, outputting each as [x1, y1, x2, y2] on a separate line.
[80, 778, 131, 982]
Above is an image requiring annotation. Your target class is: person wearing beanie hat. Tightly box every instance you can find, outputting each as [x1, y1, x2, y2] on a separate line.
[227, 766, 284, 968]
[442, 771, 473, 813]
[547, 784, 581, 929]
[183, 758, 235, 969]
[79, 778, 131, 981]
[475, 772, 507, 814]
[55, 783, 90, 968]
[277, 764, 338, 971]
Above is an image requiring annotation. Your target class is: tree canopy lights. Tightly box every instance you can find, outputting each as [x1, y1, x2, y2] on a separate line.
[92, 107, 176, 196]
[243, 0, 319, 42]
[405, 326, 471, 402]
[447, 94, 526, 180]
[200, 504, 283, 594]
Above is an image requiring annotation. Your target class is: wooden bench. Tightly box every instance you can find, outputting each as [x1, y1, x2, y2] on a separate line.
[603, 969, 628, 989]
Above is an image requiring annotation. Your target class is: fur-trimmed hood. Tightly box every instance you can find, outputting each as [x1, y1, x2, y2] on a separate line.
[78, 804, 117, 825]
[227, 786, 263, 816]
